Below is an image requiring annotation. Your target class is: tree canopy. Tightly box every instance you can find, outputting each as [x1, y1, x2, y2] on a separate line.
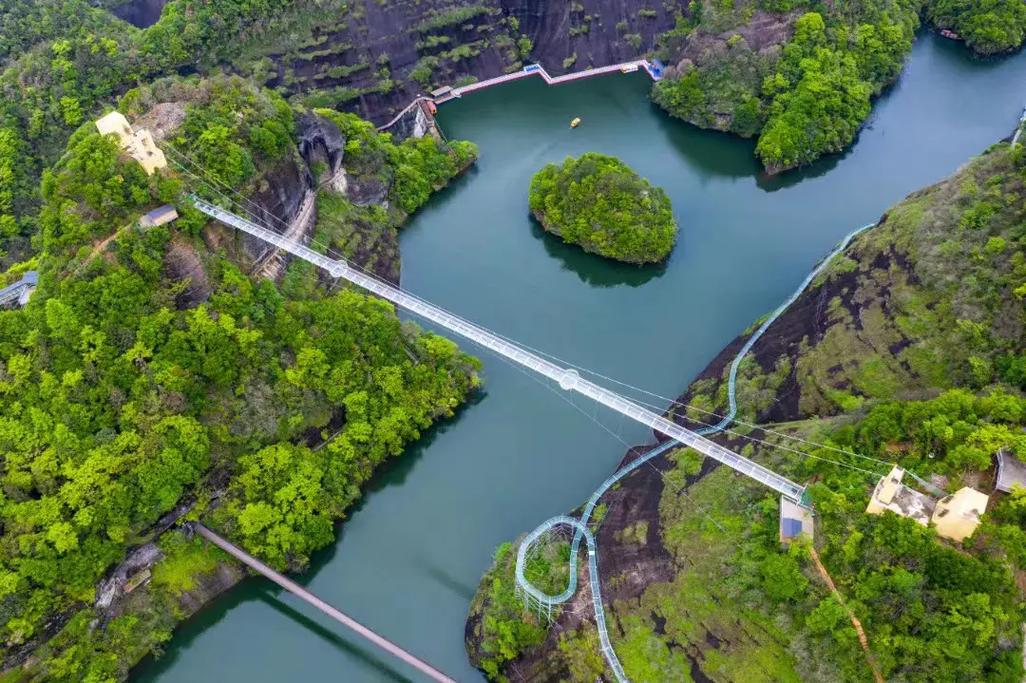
[652, 0, 967, 172]
[528, 153, 678, 265]
[928, 0, 1026, 55]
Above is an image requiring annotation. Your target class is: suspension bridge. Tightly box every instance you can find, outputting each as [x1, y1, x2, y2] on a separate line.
[190, 195, 809, 505]
[187, 189, 889, 682]
[162, 136, 899, 681]
[189, 523, 455, 683]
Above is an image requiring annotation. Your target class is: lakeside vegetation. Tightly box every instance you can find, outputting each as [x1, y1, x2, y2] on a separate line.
[652, 0, 1026, 172]
[528, 154, 678, 265]
[927, 0, 1026, 55]
[468, 143, 1026, 681]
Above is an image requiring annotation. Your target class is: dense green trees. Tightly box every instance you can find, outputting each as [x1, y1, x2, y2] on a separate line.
[316, 109, 478, 215]
[851, 389, 1026, 476]
[0, 0, 345, 264]
[652, 0, 939, 172]
[528, 153, 678, 264]
[928, 0, 1026, 55]
[755, 14, 873, 172]
[0, 75, 480, 679]
[466, 542, 548, 678]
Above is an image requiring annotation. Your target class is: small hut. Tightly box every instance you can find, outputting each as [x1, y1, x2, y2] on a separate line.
[779, 496, 814, 546]
[139, 205, 179, 229]
[995, 448, 1026, 493]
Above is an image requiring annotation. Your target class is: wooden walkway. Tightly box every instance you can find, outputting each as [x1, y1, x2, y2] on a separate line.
[453, 59, 660, 99]
[378, 60, 663, 132]
[191, 523, 455, 683]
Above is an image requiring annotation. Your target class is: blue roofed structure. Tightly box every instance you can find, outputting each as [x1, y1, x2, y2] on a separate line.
[139, 205, 178, 228]
[779, 496, 814, 545]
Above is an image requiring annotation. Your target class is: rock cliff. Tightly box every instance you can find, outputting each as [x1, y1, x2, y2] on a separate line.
[253, 0, 685, 124]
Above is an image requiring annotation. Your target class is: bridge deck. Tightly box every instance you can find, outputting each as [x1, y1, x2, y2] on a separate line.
[192, 197, 807, 503]
[191, 523, 455, 683]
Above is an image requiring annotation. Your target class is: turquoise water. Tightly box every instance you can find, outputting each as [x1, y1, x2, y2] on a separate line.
[135, 34, 1026, 682]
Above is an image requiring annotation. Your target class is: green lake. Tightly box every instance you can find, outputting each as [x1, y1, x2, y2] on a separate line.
[135, 34, 1026, 682]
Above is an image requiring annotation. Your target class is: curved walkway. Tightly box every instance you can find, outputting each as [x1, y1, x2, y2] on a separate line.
[513, 221, 876, 682]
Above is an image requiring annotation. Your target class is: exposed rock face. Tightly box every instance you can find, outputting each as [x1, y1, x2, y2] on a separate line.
[505, 0, 678, 72]
[95, 544, 163, 612]
[133, 102, 187, 144]
[253, 188, 318, 281]
[655, 10, 797, 137]
[346, 172, 391, 207]
[235, 155, 312, 267]
[174, 562, 246, 617]
[297, 112, 346, 178]
[109, 0, 169, 28]
[266, 1, 685, 125]
[164, 237, 211, 308]
[674, 9, 797, 65]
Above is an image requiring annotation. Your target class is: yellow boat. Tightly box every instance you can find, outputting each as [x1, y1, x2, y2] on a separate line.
[570, 117, 581, 128]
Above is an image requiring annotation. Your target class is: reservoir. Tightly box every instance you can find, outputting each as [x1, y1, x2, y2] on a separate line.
[135, 34, 1026, 682]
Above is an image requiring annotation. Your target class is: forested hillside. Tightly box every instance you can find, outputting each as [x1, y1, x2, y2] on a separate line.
[0, 72, 481, 681]
[0, 0, 680, 271]
[0, 0, 341, 267]
[4, 0, 1022, 262]
[652, 0, 1026, 172]
[466, 143, 1026, 682]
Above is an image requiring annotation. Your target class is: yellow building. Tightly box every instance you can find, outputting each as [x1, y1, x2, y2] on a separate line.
[866, 465, 935, 526]
[95, 111, 134, 143]
[95, 111, 167, 175]
[867, 466, 989, 543]
[931, 487, 988, 542]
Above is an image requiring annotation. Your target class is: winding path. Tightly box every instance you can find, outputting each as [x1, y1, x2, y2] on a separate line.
[513, 221, 875, 682]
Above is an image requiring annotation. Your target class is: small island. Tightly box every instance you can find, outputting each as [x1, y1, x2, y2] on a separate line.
[528, 153, 678, 265]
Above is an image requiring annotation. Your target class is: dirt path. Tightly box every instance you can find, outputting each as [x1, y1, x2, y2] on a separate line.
[80, 221, 132, 271]
[809, 546, 886, 683]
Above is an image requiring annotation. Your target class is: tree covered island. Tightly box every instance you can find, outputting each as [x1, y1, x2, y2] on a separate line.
[528, 153, 678, 265]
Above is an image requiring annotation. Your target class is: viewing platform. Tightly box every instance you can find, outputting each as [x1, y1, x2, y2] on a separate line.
[0, 271, 37, 308]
